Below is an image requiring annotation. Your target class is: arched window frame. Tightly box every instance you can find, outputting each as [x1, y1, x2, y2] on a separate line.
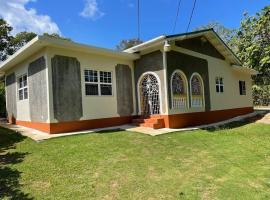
[170, 70, 189, 109]
[137, 72, 162, 115]
[190, 72, 205, 108]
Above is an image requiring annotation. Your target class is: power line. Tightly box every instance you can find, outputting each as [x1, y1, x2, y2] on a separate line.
[186, 0, 197, 32]
[172, 0, 183, 33]
[137, 0, 141, 40]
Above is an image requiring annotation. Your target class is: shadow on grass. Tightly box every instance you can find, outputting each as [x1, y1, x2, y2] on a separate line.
[0, 127, 33, 200]
[204, 113, 266, 132]
[95, 128, 123, 134]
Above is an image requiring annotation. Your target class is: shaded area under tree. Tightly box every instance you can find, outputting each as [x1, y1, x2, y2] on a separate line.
[0, 127, 33, 200]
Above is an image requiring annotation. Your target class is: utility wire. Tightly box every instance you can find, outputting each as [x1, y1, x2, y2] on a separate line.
[172, 0, 183, 33]
[186, 0, 197, 32]
[137, 0, 141, 40]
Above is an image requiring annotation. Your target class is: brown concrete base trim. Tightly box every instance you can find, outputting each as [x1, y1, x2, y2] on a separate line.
[15, 107, 253, 134]
[16, 116, 133, 134]
[162, 107, 254, 128]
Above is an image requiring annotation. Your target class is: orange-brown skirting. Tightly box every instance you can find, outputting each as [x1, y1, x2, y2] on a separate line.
[162, 106, 254, 128]
[16, 107, 253, 134]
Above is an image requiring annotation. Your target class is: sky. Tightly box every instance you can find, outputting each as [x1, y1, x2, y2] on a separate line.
[0, 0, 269, 49]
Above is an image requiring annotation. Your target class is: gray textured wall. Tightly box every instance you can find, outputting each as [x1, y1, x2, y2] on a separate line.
[134, 50, 166, 114]
[167, 51, 211, 111]
[51, 55, 83, 122]
[175, 37, 225, 60]
[5, 73, 17, 119]
[115, 64, 134, 116]
[28, 56, 48, 122]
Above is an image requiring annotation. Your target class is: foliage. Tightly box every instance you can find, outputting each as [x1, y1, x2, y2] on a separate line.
[0, 19, 37, 61]
[233, 6, 270, 105]
[8, 32, 37, 55]
[194, 21, 236, 47]
[43, 33, 71, 41]
[0, 81, 6, 117]
[0, 19, 13, 61]
[116, 38, 143, 51]
[252, 84, 270, 106]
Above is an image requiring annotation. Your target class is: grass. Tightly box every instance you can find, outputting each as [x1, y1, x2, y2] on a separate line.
[0, 121, 270, 199]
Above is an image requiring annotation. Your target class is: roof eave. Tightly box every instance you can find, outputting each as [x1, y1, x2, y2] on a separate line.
[0, 35, 139, 73]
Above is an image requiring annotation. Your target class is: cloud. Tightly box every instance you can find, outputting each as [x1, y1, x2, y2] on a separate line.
[0, 0, 60, 35]
[80, 0, 105, 20]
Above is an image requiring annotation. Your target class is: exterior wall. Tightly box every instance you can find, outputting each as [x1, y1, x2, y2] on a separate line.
[167, 45, 253, 116]
[134, 50, 167, 114]
[5, 49, 49, 123]
[46, 47, 136, 124]
[115, 64, 134, 116]
[28, 56, 48, 122]
[166, 50, 211, 114]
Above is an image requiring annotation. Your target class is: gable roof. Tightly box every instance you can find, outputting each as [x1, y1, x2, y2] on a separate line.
[0, 35, 139, 73]
[124, 29, 242, 65]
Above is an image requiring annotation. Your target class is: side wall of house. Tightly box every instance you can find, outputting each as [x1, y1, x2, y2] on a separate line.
[5, 49, 50, 125]
[45, 47, 136, 133]
[164, 45, 253, 128]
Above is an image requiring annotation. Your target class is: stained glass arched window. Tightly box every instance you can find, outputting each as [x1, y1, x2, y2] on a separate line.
[191, 75, 202, 95]
[190, 73, 204, 107]
[172, 73, 185, 96]
[171, 71, 188, 109]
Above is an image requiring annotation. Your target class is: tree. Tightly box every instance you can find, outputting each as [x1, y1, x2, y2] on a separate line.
[116, 38, 143, 51]
[194, 21, 236, 47]
[43, 33, 71, 41]
[0, 80, 6, 117]
[233, 6, 270, 106]
[0, 19, 13, 61]
[8, 31, 37, 55]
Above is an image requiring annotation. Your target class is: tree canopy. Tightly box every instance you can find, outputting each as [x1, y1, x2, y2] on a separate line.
[194, 21, 236, 46]
[116, 38, 143, 51]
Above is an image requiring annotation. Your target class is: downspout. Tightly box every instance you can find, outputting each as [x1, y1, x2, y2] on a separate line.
[162, 40, 171, 115]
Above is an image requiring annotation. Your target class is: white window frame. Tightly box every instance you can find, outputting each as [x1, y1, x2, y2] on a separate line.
[84, 69, 113, 96]
[17, 74, 28, 101]
[215, 77, 224, 93]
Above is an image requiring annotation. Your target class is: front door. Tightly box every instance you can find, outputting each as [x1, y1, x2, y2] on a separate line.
[139, 73, 160, 116]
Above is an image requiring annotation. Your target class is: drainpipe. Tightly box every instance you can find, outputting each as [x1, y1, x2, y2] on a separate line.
[162, 40, 171, 115]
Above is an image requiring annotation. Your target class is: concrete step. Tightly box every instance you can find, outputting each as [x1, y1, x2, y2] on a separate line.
[132, 116, 165, 129]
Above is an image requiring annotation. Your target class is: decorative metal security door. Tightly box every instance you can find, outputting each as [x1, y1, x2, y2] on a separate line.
[139, 74, 160, 116]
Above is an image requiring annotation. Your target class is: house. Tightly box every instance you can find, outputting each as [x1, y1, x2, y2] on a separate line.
[0, 29, 257, 134]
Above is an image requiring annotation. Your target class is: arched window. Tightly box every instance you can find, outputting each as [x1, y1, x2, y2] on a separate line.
[171, 70, 188, 108]
[190, 73, 204, 107]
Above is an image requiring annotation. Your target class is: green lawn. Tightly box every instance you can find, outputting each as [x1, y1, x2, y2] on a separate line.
[0, 122, 270, 200]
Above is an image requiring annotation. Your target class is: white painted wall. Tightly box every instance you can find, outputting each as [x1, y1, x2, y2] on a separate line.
[5, 49, 47, 122]
[47, 47, 136, 123]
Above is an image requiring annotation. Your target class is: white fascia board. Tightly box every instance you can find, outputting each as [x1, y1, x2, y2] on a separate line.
[40, 36, 139, 60]
[123, 36, 166, 53]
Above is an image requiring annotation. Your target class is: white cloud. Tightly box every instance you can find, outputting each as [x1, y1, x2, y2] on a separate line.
[80, 0, 105, 20]
[0, 0, 60, 35]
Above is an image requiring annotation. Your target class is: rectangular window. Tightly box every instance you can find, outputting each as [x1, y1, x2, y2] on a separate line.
[239, 81, 246, 95]
[84, 69, 112, 96]
[18, 74, 28, 100]
[85, 70, 98, 95]
[100, 71, 112, 95]
[215, 77, 224, 93]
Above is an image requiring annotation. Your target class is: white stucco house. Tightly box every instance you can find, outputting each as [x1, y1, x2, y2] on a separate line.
[0, 29, 256, 133]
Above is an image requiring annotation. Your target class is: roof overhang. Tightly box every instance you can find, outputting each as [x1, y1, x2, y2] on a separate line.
[0, 35, 139, 73]
[231, 65, 258, 75]
[124, 29, 242, 66]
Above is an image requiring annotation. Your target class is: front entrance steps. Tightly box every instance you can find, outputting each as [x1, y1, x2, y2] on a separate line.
[132, 115, 165, 129]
